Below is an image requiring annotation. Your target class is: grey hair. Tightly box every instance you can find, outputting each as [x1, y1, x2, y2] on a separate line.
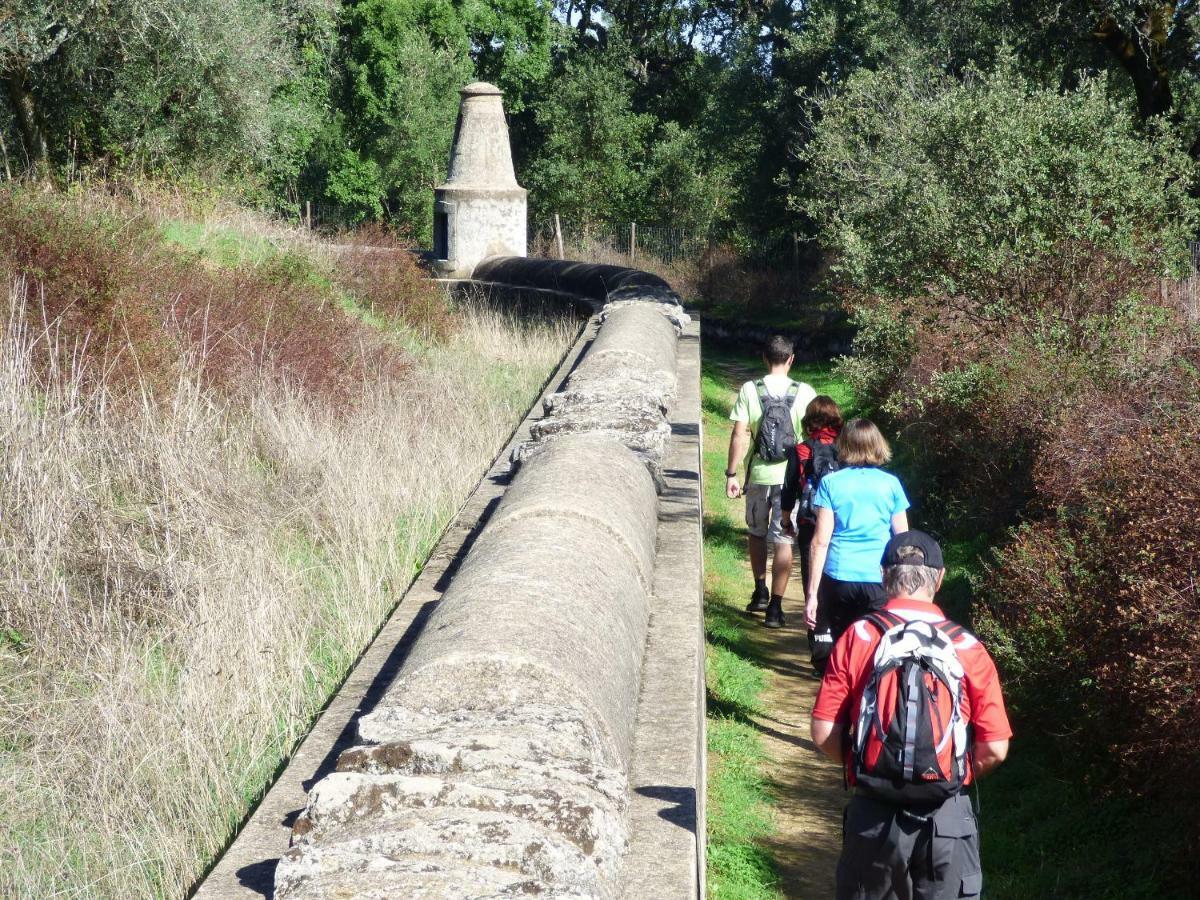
[883, 564, 942, 598]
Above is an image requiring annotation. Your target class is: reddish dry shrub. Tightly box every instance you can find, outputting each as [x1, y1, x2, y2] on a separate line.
[329, 223, 457, 341]
[0, 188, 408, 401]
[976, 365, 1200, 826]
[849, 242, 1193, 531]
[847, 237, 1200, 862]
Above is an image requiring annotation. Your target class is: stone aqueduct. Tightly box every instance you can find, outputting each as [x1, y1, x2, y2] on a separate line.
[196, 84, 706, 898]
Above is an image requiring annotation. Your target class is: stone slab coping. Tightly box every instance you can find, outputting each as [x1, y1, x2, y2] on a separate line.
[619, 315, 705, 899]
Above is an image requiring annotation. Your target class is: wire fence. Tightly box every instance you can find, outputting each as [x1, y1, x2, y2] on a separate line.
[1159, 240, 1200, 323]
[528, 219, 710, 265]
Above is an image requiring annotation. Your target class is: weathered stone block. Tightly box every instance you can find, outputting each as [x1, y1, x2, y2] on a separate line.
[291, 770, 626, 866]
[276, 807, 609, 895]
[371, 519, 649, 771]
[600, 297, 691, 333]
[485, 434, 657, 589]
[543, 376, 671, 419]
[562, 355, 676, 411]
[356, 703, 610, 768]
[335, 736, 627, 808]
[276, 807, 614, 899]
[516, 425, 671, 492]
[578, 304, 679, 385]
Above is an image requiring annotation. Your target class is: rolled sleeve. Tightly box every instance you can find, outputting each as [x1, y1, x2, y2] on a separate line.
[964, 646, 1013, 742]
[729, 383, 752, 423]
[813, 478, 833, 510]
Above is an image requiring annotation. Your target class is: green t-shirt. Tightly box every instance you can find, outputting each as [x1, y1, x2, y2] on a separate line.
[729, 375, 816, 486]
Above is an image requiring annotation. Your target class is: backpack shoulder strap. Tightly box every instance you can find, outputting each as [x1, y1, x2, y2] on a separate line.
[862, 609, 904, 635]
[940, 620, 972, 642]
[785, 380, 800, 402]
[754, 379, 769, 403]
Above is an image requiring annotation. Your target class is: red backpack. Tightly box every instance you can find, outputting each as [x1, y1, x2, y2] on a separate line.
[851, 610, 971, 804]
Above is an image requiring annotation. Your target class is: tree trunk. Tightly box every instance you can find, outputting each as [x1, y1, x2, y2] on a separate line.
[1094, 15, 1173, 121]
[5, 69, 49, 175]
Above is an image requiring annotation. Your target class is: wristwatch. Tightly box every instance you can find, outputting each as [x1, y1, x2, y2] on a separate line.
[724, 470, 738, 478]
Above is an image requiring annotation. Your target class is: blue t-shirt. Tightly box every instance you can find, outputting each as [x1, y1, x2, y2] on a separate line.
[813, 467, 910, 583]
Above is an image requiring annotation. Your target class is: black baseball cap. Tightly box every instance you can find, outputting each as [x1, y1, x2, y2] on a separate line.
[881, 530, 944, 569]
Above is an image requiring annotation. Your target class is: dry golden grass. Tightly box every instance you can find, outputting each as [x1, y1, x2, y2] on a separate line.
[0, 284, 578, 898]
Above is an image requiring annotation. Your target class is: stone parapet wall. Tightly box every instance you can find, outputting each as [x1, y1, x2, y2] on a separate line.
[517, 303, 682, 488]
[274, 266, 691, 899]
[472, 257, 679, 307]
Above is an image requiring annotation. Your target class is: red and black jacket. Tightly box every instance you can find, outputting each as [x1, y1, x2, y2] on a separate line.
[780, 425, 839, 516]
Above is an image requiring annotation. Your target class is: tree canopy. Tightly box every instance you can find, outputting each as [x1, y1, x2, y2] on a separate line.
[4, 0, 1200, 246]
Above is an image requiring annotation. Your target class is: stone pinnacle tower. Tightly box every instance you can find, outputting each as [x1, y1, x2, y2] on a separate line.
[432, 82, 527, 278]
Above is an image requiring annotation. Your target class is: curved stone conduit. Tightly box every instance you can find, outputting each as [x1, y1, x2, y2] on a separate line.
[273, 261, 694, 899]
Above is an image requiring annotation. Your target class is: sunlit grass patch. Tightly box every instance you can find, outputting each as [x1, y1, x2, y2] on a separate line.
[702, 345, 781, 898]
[160, 219, 280, 268]
[707, 718, 778, 900]
[701, 340, 858, 898]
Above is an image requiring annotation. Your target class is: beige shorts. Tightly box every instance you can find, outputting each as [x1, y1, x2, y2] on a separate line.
[744, 484, 790, 544]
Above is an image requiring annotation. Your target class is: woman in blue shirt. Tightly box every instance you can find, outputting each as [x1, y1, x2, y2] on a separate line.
[803, 418, 909, 644]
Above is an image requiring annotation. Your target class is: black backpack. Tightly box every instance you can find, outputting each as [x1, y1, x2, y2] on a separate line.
[753, 380, 799, 463]
[799, 440, 840, 520]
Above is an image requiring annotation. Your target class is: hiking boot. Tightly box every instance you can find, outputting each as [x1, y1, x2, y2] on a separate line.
[763, 596, 785, 629]
[745, 584, 769, 614]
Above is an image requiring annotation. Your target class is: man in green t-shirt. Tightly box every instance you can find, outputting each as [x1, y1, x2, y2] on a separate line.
[725, 335, 816, 628]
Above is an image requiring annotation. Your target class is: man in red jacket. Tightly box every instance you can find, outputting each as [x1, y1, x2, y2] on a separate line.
[811, 530, 1012, 900]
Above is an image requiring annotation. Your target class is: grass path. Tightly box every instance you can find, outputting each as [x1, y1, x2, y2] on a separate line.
[703, 348, 856, 898]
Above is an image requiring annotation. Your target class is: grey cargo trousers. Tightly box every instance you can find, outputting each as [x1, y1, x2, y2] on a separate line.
[836, 792, 982, 900]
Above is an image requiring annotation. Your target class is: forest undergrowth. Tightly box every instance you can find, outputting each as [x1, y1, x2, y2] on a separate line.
[0, 185, 578, 898]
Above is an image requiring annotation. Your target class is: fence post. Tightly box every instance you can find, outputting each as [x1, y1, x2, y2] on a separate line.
[305, 200, 312, 230]
[554, 213, 565, 260]
[0, 132, 10, 180]
[630, 222, 637, 264]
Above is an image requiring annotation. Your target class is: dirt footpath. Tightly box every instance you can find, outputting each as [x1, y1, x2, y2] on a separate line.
[744, 555, 845, 899]
[707, 355, 846, 897]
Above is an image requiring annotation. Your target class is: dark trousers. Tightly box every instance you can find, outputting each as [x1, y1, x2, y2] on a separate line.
[794, 521, 831, 671]
[818, 576, 887, 644]
[836, 793, 982, 900]
[795, 520, 816, 590]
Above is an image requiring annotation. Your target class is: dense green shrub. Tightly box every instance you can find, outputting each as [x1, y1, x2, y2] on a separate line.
[0, 0, 330, 178]
[801, 61, 1197, 306]
[799, 59, 1198, 525]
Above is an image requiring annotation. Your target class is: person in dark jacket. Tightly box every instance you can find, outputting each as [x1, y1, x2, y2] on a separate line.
[781, 395, 843, 673]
